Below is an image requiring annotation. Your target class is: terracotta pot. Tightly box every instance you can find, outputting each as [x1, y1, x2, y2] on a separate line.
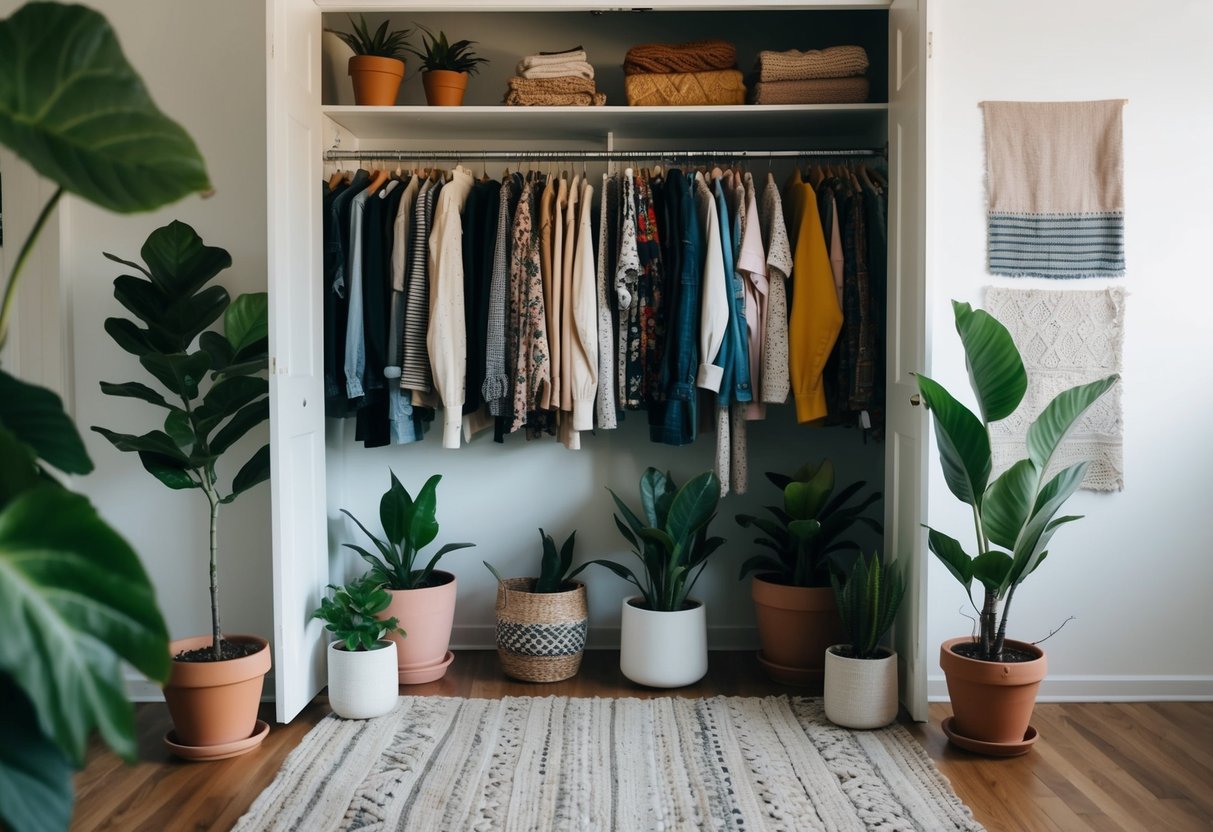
[824, 646, 898, 729]
[348, 55, 404, 106]
[422, 69, 469, 106]
[494, 578, 588, 683]
[381, 571, 457, 684]
[619, 597, 707, 688]
[940, 636, 1047, 746]
[327, 640, 398, 720]
[751, 575, 845, 685]
[163, 634, 271, 748]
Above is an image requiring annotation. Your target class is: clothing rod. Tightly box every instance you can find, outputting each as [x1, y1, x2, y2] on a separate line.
[323, 148, 884, 162]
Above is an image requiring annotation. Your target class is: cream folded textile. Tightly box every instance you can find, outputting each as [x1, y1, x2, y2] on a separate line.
[756, 45, 869, 82]
[517, 47, 587, 69]
[515, 60, 595, 80]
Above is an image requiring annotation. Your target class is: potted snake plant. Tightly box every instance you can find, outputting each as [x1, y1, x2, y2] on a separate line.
[312, 577, 403, 719]
[735, 460, 882, 685]
[341, 471, 474, 684]
[918, 300, 1118, 754]
[582, 468, 723, 688]
[326, 14, 412, 106]
[824, 552, 905, 729]
[406, 25, 489, 106]
[93, 221, 272, 759]
[484, 529, 589, 683]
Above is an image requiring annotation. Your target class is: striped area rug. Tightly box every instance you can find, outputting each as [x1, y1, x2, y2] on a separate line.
[235, 696, 984, 831]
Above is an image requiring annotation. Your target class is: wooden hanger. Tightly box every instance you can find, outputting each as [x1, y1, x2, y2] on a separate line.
[327, 170, 345, 192]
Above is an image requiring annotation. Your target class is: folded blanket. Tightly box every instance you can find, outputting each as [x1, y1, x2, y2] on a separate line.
[756, 45, 869, 82]
[749, 76, 869, 105]
[504, 75, 606, 106]
[516, 60, 595, 81]
[625, 69, 746, 106]
[624, 39, 736, 75]
[517, 47, 587, 70]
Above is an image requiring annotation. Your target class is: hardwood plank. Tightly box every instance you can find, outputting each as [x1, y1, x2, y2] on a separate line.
[70, 652, 1213, 831]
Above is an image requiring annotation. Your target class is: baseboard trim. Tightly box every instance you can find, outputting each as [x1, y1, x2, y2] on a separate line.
[124, 670, 277, 704]
[451, 625, 760, 652]
[928, 673, 1213, 702]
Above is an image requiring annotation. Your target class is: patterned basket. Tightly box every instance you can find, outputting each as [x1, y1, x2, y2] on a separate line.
[494, 578, 588, 683]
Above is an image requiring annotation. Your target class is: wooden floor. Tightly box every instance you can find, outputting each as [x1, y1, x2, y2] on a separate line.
[73, 650, 1213, 831]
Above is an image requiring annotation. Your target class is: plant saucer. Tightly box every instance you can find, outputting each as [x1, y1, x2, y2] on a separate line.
[756, 651, 823, 688]
[164, 719, 270, 761]
[941, 716, 1038, 757]
[398, 650, 455, 685]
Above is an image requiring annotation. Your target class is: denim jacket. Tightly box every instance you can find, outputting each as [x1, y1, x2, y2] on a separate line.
[652, 170, 701, 445]
[714, 177, 753, 406]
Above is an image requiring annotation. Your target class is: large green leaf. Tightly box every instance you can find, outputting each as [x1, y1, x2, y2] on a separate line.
[1027, 375, 1119, 474]
[91, 427, 189, 466]
[664, 471, 720, 543]
[971, 551, 1013, 591]
[916, 373, 991, 508]
[639, 468, 671, 527]
[0, 4, 210, 213]
[138, 451, 197, 491]
[103, 317, 156, 358]
[407, 474, 442, 553]
[0, 370, 92, 475]
[0, 428, 40, 507]
[0, 679, 73, 832]
[380, 472, 411, 544]
[784, 460, 834, 521]
[953, 301, 1027, 423]
[139, 220, 231, 298]
[98, 380, 172, 410]
[227, 443, 270, 501]
[926, 527, 974, 589]
[208, 398, 269, 455]
[0, 485, 169, 764]
[224, 293, 269, 356]
[139, 351, 211, 400]
[981, 459, 1039, 550]
[194, 376, 268, 437]
[1004, 463, 1088, 592]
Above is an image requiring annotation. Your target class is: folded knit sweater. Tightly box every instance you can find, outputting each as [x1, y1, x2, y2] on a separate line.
[749, 76, 870, 105]
[624, 39, 737, 75]
[756, 45, 869, 82]
[504, 75, 606, 106]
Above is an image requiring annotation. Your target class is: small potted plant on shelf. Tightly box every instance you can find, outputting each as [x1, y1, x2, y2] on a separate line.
[93, 220, 273, 760]
[824, 552, 905, 729]
[735, 460, 882, 685]
[326, 14, 412, 106]
[918, 300, 1118, 755]
[312, 576, 404, 719]
[406, 24, 489, 107]
[341, 471, 474, 684]
[581, 468, 723, 688]
[484, 529, 590, 683]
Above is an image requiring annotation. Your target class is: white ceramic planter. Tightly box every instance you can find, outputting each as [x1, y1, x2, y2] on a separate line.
[823, 645, 899, 729]
[327, 640, 399, 720]
[619, 597, 707, 688]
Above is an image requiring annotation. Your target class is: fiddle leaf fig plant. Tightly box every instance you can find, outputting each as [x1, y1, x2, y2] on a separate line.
[0, 3, 210, 829]
[93, 221, 271, 663]
[343, 471, 475, 590]
[917, 301, 1119, 661]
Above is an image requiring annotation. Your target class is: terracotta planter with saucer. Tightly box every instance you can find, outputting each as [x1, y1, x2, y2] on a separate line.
[348, 55, 404, 105]
[940, 636, 1046, 755]
[422, 69, 468, 106]
[381, 570, 458, 684]
[162, 634, 271, 760]
[752, 575, 845, 685]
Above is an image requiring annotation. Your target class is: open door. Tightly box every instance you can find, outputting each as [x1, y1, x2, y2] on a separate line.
[886, 0, 930, 722]
[267, 0, 327, 723]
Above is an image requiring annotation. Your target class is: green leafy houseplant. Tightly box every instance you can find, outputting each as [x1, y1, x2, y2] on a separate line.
[343, 471, 475, 590]
[917, 300, 1119, 662]
[484, 529, 582, 593]
[584, 468, 724, 612]
[325, 14, 412, 59]
[830, 552, 905, 660]
[313, 578, 405, 652]
[736, 460, 882, 588]
[405, 25, 489, 74]
[0, 3, 210, 829]
[92, 221, 270, 663]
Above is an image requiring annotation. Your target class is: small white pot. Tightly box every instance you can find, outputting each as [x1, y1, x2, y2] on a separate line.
[619, 597, 707, 688]
[327, 640, 399, 719]
[823, 645, 899, 729]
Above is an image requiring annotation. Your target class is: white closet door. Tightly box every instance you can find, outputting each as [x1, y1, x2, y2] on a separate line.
[267, 0, 327, 723]
[886, 0, 930, 722]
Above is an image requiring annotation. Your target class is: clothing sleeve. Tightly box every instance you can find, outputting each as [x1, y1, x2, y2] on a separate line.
[571, 181, 599, 430]
[595, 173, 619, 430]
[385, 184, 414, 378]
[343, 196, 367, 399]
[788, 181, 843, 423]
[427, 194, 468, 448]
[696, 183, 729, 391]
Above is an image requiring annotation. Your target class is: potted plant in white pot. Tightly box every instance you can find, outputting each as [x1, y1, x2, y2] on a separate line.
[92, 221, 272, 759]
[918, 300, 1118, 754]
[735, 460, 882, 685]
[484, 529, 590, 683]
[341, 471, 474, 684]
[326, 14, 412, 106]
[405, 25, 489, 106]
[312, 577, 403, 719]
[824, 552, 905, 729]
[582, 468, 723, 688]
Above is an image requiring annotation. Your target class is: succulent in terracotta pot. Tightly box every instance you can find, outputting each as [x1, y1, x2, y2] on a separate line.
[405, 25, 489, 106]
[326, 14, 412, 106]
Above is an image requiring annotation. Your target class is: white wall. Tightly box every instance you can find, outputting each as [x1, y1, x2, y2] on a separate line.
[926, 0, 1213, 699]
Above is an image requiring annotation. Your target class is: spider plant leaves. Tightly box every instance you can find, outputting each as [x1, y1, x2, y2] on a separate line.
[0, 4, 210, 213]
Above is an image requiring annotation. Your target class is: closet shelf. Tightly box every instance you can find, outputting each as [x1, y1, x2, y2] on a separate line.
[321, 104, 888, 144]
[317, 2, 891, 11]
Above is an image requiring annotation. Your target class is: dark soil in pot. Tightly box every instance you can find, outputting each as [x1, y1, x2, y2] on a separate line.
[951, 641, 1038, 663]
[175, 640, 263, 662]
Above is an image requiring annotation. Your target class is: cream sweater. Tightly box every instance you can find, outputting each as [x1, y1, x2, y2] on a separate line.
[427, 166, 475, 448]
[695, 172, 729, 391]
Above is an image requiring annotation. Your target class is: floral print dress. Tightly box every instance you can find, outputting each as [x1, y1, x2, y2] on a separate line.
[508, 177, 551, 435]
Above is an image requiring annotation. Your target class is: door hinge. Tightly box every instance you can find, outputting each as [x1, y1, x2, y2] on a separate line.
[927, 32, 933, 59]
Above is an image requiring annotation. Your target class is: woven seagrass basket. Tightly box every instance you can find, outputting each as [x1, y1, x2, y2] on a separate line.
[494, 578, 589, 683]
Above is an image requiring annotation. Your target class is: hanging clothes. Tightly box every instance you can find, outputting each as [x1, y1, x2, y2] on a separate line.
[483, 173, 519, 432]
[757, 171, 792, 407]
[615, 169, 642, 410]
[323, 170, 365, 417]
[428, 165, 475, 448]
[738, 171, 768, 423]
[634, 171, 667, 410]
[595, 172, 620, 430]
[570, 175, 599, 432]
[508, 176, 551, 436]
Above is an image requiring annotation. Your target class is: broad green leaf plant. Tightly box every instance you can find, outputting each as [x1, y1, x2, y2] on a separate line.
[92, 220, 270, 663]
[312, 577, 404, 652]
[584, 468, 725, 612]
[918, 301, 1119, 661]
[0, 3, 210, 830]
[343, 471, 476, 590]
[484, 528, 582, 593]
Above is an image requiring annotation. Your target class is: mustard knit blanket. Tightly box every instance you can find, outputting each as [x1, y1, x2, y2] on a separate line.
[624, 69, 746, 106]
